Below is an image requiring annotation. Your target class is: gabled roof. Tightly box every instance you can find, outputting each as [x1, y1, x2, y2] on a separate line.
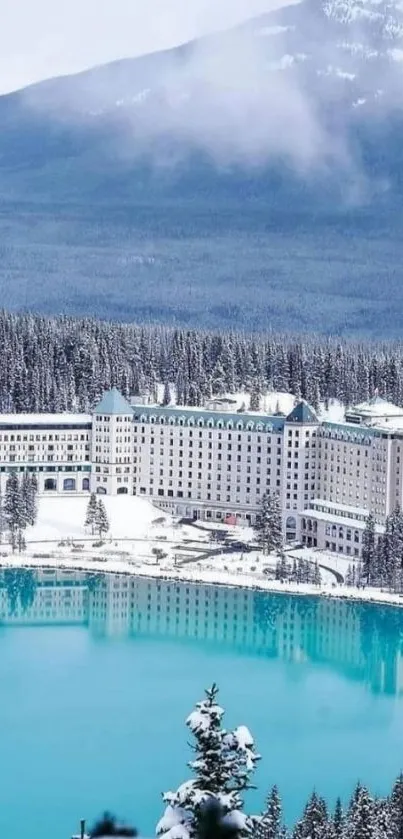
[93, 388, 133, 415]
[286, 400, 318, 424]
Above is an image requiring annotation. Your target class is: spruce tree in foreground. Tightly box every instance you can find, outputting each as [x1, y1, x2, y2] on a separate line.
[255, 492, 284, 556]
[157, 684, 260, 839]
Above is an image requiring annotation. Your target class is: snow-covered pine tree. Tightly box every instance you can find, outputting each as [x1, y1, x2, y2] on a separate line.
[290, 560, 298, 583]
[85, 492, 98, 535]
[390, 773, 403, 839]
[373, 798, 393, 839]
[295, 792, 329, 839]
[362, 514, 376, 586]
[21, 472, 38, 528]
[313, 561, 322, 587]
[162, 380, 171, 407]
[381, 508, 403, 592]
[256, 786, 282, 839]
[157, 684, 260, 839]
[346, 784, 374, 839]
[275, 556, 289, 582]
[17, 530, 26, 553]
[333, 798, 344, 839]
[254, 492, 283, 557]
[249, 382, 261, 412]
[96, 499, 110, 539]
[29, 474, 38, 526]
[4, 473, 25, 552]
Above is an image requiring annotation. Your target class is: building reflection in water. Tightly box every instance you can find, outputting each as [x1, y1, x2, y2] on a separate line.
[1, 568, 403, 696]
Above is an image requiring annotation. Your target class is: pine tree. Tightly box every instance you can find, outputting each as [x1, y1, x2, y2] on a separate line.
[255, 492, 283, 556]
[4, 473, 25, 552]
[333, 798, 344, 839]
[249, 382, 261, 412]
[313, 561, 322, 587]
[362, 514, 376, 586]
[347, 785, 374, 839]
[85, 492, 98, 535]
[157, 684, 260, 839]
[391, 774, 403, 839]
[17, 529, 26, 553]
[382, 508, 403, 591]
[275, 556, 289, 581]
[21, 473, 38, 528]
[373, 798, 392, 839]
[162, 380, 171, 406]
[301, 793, 329, 839]
[96, 499, 110, 539]
[257, 786, 282, 839]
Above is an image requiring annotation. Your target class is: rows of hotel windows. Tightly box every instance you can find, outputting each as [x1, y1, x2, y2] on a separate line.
[0, 429, 90, 463]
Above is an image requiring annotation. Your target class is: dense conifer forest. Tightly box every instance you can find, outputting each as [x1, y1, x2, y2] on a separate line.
[1, 311, 403, 413]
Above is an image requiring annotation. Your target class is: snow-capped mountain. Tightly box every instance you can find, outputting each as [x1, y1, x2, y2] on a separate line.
[1, 0, 403, 338]
[1, 0, 403, 186]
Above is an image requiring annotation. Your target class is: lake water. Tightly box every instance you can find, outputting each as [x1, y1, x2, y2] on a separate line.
[1, 568, 403, 839]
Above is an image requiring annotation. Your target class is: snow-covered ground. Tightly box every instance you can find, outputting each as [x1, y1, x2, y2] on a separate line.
[20, 496, 337, 583]
[0, 494, 401, 610]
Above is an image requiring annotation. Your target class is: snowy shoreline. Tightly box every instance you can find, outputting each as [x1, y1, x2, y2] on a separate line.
[2, 553, 403, 610]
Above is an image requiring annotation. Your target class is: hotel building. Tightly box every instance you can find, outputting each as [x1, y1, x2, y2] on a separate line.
[1, 388, 403, 558]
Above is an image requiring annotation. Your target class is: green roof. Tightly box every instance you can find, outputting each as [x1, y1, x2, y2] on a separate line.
[131, 404, 285, 432]
[286, 401, 318, 424]
[93, 388, 133, 415]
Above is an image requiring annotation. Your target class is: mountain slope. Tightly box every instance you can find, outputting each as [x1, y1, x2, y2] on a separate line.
[0, 0, 403, 335]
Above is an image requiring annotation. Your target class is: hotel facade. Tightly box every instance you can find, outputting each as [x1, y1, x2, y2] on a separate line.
[1, 387, 403, 558]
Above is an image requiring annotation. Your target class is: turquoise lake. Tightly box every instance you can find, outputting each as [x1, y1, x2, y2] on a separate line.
[1, 568, 403, 839]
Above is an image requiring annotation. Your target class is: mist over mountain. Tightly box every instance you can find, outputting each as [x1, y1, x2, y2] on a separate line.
[1, 0, 403, 335]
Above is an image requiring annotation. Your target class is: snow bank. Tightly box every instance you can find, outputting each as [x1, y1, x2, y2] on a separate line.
[27, 494, 175, 542]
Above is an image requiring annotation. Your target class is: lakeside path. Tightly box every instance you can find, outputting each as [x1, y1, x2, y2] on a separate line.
[2, 552, 403, 610]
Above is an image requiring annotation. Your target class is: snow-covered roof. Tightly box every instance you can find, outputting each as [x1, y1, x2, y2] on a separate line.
[301, 507, 385, 533]
[307, 498, 370, 517]
[348, 397, 403, 418]
[0, 413, 91, 428]
[93, 388, 134, 416]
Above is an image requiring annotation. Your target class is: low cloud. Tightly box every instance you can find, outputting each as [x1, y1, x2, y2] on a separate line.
[19, 0, 403, 191]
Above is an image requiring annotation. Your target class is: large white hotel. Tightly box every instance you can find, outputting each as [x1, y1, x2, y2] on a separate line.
[1, 387, 403, 557]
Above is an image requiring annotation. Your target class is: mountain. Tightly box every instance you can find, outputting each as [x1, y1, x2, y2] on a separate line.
[1, 0, 403, 335]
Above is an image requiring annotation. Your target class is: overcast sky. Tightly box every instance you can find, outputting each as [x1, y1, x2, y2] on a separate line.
[0, 0, 286, 95]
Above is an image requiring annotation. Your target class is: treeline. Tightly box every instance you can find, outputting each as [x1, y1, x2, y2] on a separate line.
[2, 311, 403, 412]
